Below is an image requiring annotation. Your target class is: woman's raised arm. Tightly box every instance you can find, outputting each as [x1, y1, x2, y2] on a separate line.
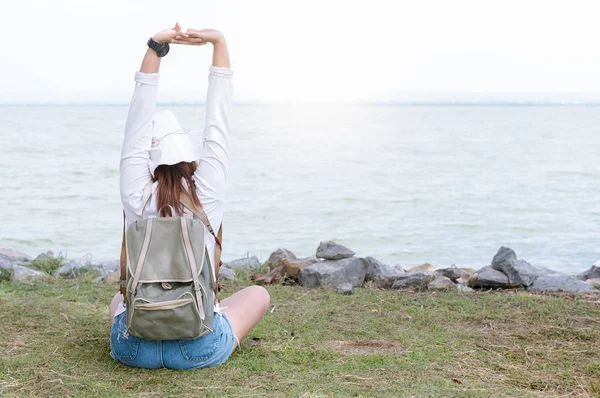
[185, 29, 233, 229]
[120, 23, 187, 219]
[184, 29, 230, 68]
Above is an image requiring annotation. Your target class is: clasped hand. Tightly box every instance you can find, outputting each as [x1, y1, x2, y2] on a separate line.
[153, 22, 224, 46]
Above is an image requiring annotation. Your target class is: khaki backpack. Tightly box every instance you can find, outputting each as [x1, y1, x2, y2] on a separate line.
[119, 185, 223, 341]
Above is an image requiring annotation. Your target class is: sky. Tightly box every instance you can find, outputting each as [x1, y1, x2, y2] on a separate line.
[1, 0, 600, 104]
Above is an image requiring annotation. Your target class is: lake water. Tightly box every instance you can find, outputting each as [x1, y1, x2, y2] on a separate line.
[1, 104, 599, 274]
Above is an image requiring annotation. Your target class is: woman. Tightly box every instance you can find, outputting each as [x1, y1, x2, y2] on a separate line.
[109, 23, 270, 369]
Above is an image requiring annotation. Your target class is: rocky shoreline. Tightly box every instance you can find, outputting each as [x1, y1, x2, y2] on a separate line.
[1, 243, 599, 296]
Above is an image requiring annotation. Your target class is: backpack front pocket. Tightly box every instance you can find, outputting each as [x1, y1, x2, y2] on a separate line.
[129, 291, 210, 340]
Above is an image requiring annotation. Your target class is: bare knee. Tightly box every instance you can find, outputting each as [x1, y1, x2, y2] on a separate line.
[248, 285, 270, 312]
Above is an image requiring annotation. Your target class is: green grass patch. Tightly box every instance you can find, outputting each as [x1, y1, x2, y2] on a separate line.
[25, 256, 66, 275]
[1, 278, 599, 397]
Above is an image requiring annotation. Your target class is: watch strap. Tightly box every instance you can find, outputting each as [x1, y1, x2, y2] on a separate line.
[147, 37, 170, 57]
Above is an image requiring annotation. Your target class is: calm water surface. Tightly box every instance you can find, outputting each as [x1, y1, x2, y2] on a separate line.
[1, 105, 599, 273]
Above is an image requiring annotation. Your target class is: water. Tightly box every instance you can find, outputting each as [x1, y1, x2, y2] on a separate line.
[1, 104, 599, 274]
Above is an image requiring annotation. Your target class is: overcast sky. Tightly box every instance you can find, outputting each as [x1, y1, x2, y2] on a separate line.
[1, 0, 599, 104]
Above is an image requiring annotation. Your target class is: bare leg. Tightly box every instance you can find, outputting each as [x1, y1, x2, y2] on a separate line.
[109, 292, 124, 327]
[220, 285, 270, 350]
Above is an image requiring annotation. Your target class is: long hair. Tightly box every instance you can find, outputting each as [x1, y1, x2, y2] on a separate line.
[153, 161, 201, 217]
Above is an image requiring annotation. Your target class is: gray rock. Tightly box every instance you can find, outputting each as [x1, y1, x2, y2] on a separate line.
[468, 265, 515, 289]
[391, 271, 435, 290]
[586, 278, 600, 289]
[435, 265, 462, 282]
[219, 266, 236, 280]
[493, 259, 538, 287]
[364, 257, 404, 282]
[265, 249, 296, 268]
[316, 241, 355, 260]
[394, 265, 406, 273]
[337, 282, 354, 295]
[56, 254, 93, 278]
[491, 247, 517, 266]
[577, 264, 600, 281]
[0, 249, 31, 263]
[490, 247, 538, 287]
[0, 253, 14, 270]
[527, 273, 600, 293]
[428, 276, 456, 290]
[373, 274, 407, 289]
[11, 265, 48, 283]
[298, 257, 367, 289]
[34, 250, 55, 262]
[223, 255, 261, 271]
[94, 259, 120, 276]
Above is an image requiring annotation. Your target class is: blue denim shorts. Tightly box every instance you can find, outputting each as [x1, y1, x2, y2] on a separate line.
[110, 311, 236, 369]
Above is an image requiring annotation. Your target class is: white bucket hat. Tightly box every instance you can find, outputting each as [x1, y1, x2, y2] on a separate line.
[148, 110, 202, 177]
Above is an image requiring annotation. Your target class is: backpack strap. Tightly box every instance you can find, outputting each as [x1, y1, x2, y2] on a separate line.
[119, 211, 127, 298]
[179, 191, 223, 300]
[120, 182, 154, 299]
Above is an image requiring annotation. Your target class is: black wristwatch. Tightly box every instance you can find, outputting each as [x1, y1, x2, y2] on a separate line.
[147, 37, 170, 57]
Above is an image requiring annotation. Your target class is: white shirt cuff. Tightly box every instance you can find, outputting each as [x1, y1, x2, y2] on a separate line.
[134, 71, 160, 86]
[209, 66, 234, 78]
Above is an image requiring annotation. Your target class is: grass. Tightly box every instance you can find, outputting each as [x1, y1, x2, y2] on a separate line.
[1, 276, 599, 397]
[26, 256, 66, 275]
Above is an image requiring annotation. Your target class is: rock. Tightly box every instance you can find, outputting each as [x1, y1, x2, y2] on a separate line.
[457, 268, 476, 284]
[106, 270, 121, 283]
[56, 254, 93, 278]
[0, 249, 31, 263]
[457, 285, 474, 293]
[298, 257, 367, 289]
[316, 241, 355, 260]
[490, 247, 538, 287]
[457, 269, 475, 285]
[34, 250, 55, 262]
[406, 263, 436, 273]
[11, 265, 48, 283]
[223, 255, 261, 271]
[394, 265, 406, 273]
[577, 264, 600, 281]
[435, 265, 462, 282]
[527, 273, 600, 293]
[493, 259, 538, 287]
[586, 278, 600, 289]
[337, 282, 354, 295]
[391, 271, 436, 290]
[283, 256, 319, 278]
[0, 253, 14, 270]
[468, 266, 515, 289]
[364, 257, 404, 282]
[255, 266, 285, 285]
[373, 273, 408, 289]
[219, 266, 236, 280]
[94, 259, 120, 277]
[428, 276, 456, 290]
[491, 247, 517, 266]
[264, 249, 297, 268]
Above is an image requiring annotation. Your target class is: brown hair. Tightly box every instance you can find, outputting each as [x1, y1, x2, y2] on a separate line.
[153, 161, 201, 217]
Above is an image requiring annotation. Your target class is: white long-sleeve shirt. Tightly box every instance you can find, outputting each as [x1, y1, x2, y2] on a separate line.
[119, 65, 233, 290]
